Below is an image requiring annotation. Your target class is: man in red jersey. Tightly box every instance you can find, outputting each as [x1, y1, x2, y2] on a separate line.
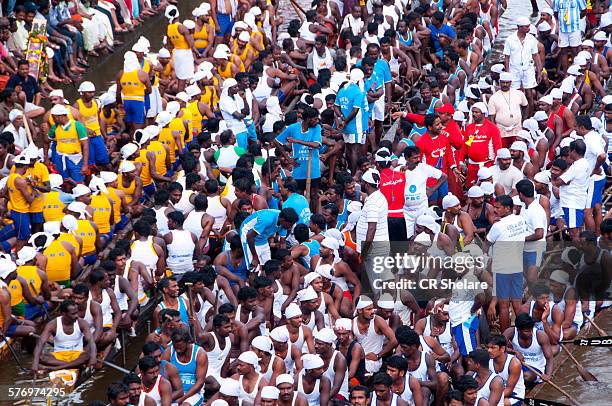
[376, 148, 407, 241]
[460, 102, 502, 187]
[415, 114, 459, 205]
[437, 104, 466, 200]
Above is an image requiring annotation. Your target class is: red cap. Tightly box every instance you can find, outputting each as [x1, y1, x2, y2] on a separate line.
[435, 103, 455, 115]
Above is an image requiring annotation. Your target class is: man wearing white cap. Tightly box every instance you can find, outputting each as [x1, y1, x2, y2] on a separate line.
[552, 0, 586, 71]
[441, 192, 476, 247]
[229, 350, 267, 405]
[548, 269, 583, 340]
[464, 185, 495, 237]
[13, 244, 49, 320]
[276, 374, 308, 406]
[116, 51, 151, 132]
[503, 17, 541, 109]
[47, 103, 90, 182]
[166, 6, 194, 91]
[488, 71, 529, 139]
[461, 102, 502, 187]
[4, 109, 28, 152]
[509, 140, 535, 179]
[260, 386, 280, 406]
[491, 148, 524, 195]
[75, 81, 110, 168]
[550, 87, 576, 139]
[313, 327, 349, 400]
[219, 78, 252, 150]
[484, 194, 527, 332]
[297, 353, 331, 406]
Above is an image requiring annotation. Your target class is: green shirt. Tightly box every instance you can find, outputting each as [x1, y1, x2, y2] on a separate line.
[48, 120, 88, 141]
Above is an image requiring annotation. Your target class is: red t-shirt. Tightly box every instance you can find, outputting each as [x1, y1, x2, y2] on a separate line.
[460, 119, 502, 164]
[416, 131, 456, 186]
[379, 168, 406, 218]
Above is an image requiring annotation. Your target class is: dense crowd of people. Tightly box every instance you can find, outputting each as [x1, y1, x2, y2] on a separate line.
[0, 0, 611, 404]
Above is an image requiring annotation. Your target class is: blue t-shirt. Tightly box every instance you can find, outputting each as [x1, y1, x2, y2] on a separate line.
[364, 71, 384, 112]
[335, 83, 366, 135]
[428, 23, 456, 53]
[240, 209, 285, 245]
[284, 193, 312, 225]
[276, 122, 322, 180]
[356, 59, 392, 88]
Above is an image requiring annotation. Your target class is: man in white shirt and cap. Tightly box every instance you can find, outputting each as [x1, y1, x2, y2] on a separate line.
[503, 17, 542, 115]
[314, 327, 349, 400]
[276, 374, 308, 406]
[219, 78, 251, 150]
[491, 148, 524, 196]
[229, 350, 267, 406]
[510, 140, 536, 179]
[516, 179, 547, 284]
[297, 354, 331, 406]
[4, 109, 29, 152]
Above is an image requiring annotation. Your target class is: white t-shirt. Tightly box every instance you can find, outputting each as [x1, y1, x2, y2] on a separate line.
[403, 163, 443, 208]
[491, 165, 524, 194]
[503, 32, 538, 71]
[559, 157, 590, 209]
[486, 214, 527, 274]
[219, 94, 247, 134]
[584, 130, 605, 174]
[356, 190, 389, 253]
[520, 199, 547, 252]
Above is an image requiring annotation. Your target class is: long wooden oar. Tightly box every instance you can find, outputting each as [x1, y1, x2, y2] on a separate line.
[560, 343, 597, 381]
[102, 360, 131, 374]
[584, 314, 607, 336]
[508, 394, 570, 406]
[561, 336, 612, 346]
[521, 361, 582, 406]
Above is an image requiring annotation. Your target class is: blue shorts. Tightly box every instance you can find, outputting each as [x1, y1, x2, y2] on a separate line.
[428, 179, 449, 202]
[236, 131, 250, 150]
[144, 93, 151, 112]
[216, 13, 233, 37]
[124, 99, 146, 125]
[115, 214, 129, 232]
[25, 302, 49, 320]
[588, 176, 606, 207]
[88, 135, 110, 165]
[11, 211, 31, 241]
[29, 212, 44, 224]
[5, 322, 17, 337]
[100, 232, 112, 242]
[143, 183, 156, 199]
[562, 207, 584, 229]
[53, 154, 84, 182]
[0, 223, 16, 242]
[452, 315, 479, 356]
[83, 253, 97, 265]
[494, 272, 523, 300]
[277, 89, 286, 103]
[523, 251, 542, 270]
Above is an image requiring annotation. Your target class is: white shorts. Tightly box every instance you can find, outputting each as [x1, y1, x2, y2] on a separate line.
[182, 392, 203, 406]
[372, 96, 385, 121]
[242, 242, 271, 268]
[403, 201, 428, 238]
[342, 132, 366, 144]
[558, 30, 582, 48]
[510, 67, 537, 89]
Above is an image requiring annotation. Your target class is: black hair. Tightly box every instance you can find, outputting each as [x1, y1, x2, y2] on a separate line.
[515, 312, 536, 330]
[167, 210, 185, 227]
[263, 259, 281, 276]
[237, 286, 257, 301]
[213, 314, 231, 328]
[395, 325, 419, 346]
[386, 355, 408, 373]
[310, 213, 326, 230]
[122, 372, 141, 386]
[279, 208, 299, 224]
[107, 382, 129, 401]
[253, 276, 273, 290]
[516, 179, 535, 198]
[138, 355, 159, 373]
[468, 348, 490, 367]
[89, 269, 106, 285]
[575, 115, 592, 130]
[487, 334, 507, 348]
[569, 139, 586, 156]
[59, 299, 77, 313]
[219, 303, 236, 315]
[496, 194, 514, 208]
[193, 193, 208, 211]
[154, 189, 170, 205]
[142, 342, 162, 356]
[371, 372, 393, 387]
[455, 375, 479, 392]
[108, 247, 126, 261]
[294, 223, 310, 243]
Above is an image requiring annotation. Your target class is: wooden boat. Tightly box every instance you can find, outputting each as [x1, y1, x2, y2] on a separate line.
[527, 307, 610, 399]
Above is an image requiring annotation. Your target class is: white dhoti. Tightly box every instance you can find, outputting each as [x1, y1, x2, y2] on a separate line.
[147, 85, 164, 118]
[173, 49, 194, 80]
[90, 8, 114, 46]
[113, 0, 132, 25]
[80, 16, 101, 51]
[403, 201, 428, 238]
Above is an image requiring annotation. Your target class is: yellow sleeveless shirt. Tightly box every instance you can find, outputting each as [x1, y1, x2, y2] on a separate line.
[42, 190, 65, 222]
[7, 173, 30, 213]
[76, 219, 96, 254]
[91, 194, 112, 234]
[77, 99, 101, 136]
[120, 70, 146, 102]
[148, 140, 168, 176]
[135, 151, 153, 186]
[117, 174, 136, 204]
[167, 23, 190, 50]
[44, 240, 71, 282]
[58, 232, 81, 257]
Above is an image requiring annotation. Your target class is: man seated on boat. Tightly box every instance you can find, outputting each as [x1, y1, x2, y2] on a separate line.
[123, 373, 159, 406]
[31, 299, 97, 372]
[8, 246, 49, 320]
[100, 259, 140, 332]
[547, 270, 583, 342]
[138, 355, 174, 406]
[152, 277, 193, 331]
[87, 269, 122, 358]
[141, 342, 185, 402]
[502, 313, 554, 386]
[0, 258, 37, 339]
[486, 335, 526, 406]
[106, 381, 132, 406]
[146, 308, 183, 352]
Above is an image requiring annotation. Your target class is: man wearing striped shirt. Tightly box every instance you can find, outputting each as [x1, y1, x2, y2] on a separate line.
[552, 0, 587, 71]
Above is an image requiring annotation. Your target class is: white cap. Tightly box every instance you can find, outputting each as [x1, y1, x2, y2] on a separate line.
[119, 160, 136, 173]
[192, 7, 206, 17]
[9, 109, 23, 122]
[362, 168, 380, 186]
[442, 193, 460, 209]
[582, 39, 594, 47]
[276, 374, 294, 386]
[334, 318, 352, 331]
[356, 295, 373, 310]
[238, 31, 250, 42]
[13, 155, 30, 165]
[522, 118, 539, 132]
[50, 104, 69, 116]
[78, 81, 95, 93]
[183, 19, 196, 30]
[593, 31, 608, 41]
[550, 88, 563, 99]
[43, 221, 61, 235]
[61, 214, 78, 232]
[49, 89, 65, 99]
[477, 77, 492, 90]
[600, 12, 612, 27]
[477, 166, 493, 180]
[499, 71, 514, 82]
[158, 48, 171, 58]
[72, 184, 92, 198]
[516, 129, 533, 141]
[252, 336, 273, 353]
[222, 78, 238, 90]
[186, 84, 201, 98]
[144, 125, 160, 140]
[99, 92, 116, 107]
[211, 401, 229, 406]
[166, 101, 181, 116]
[237, 350, 260, 367]
[467, 185, 484, 198]
[16, 246, 37, 265]
[49, 173, 63, 189]
[377, 293, 395, 310]
[349, 68, 365, 83]
[284, 303, 302, 319]
[549, 270, 570, 285]
[156, 111, 173, 128]
[120, 143, 139, 160]
[510, 140, 528, 154]
[270, 327, 289, 343]
[219, 379, 241, 397]
[602, 95, 612, 105]
[480, 181, 495, 195]
[299, 286, 318, 302]
[471, 102, 488, 116]
[416, 214, 441, 234]
[561, 77, 575, 93]
[302, 354, 324, 370]
[534, 171, 551, 184]
[28, 231, 55, 250]
[100, 171, 118, 184]
[213, 47, 230, 59]
[533, 110, 548, 121]
[538, 21, 551, 31]
[165, 4, 179, 20]
[496, 148, 511, 159]
[491, 64, 504, 74]
[304, 272, 322, 286]
[539, 95, 553, 105]
[453, 111, 466, 122]
[261, 386, 280, 400]
[314, 327, 337, 344]
[67, 201, 90, 219]
[516, 16, 530, 26]
[0, 259, 17, 279]
[176, 92, 190, 103]
[567, 65, 583, 76]
[250, 6, 262, 15]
